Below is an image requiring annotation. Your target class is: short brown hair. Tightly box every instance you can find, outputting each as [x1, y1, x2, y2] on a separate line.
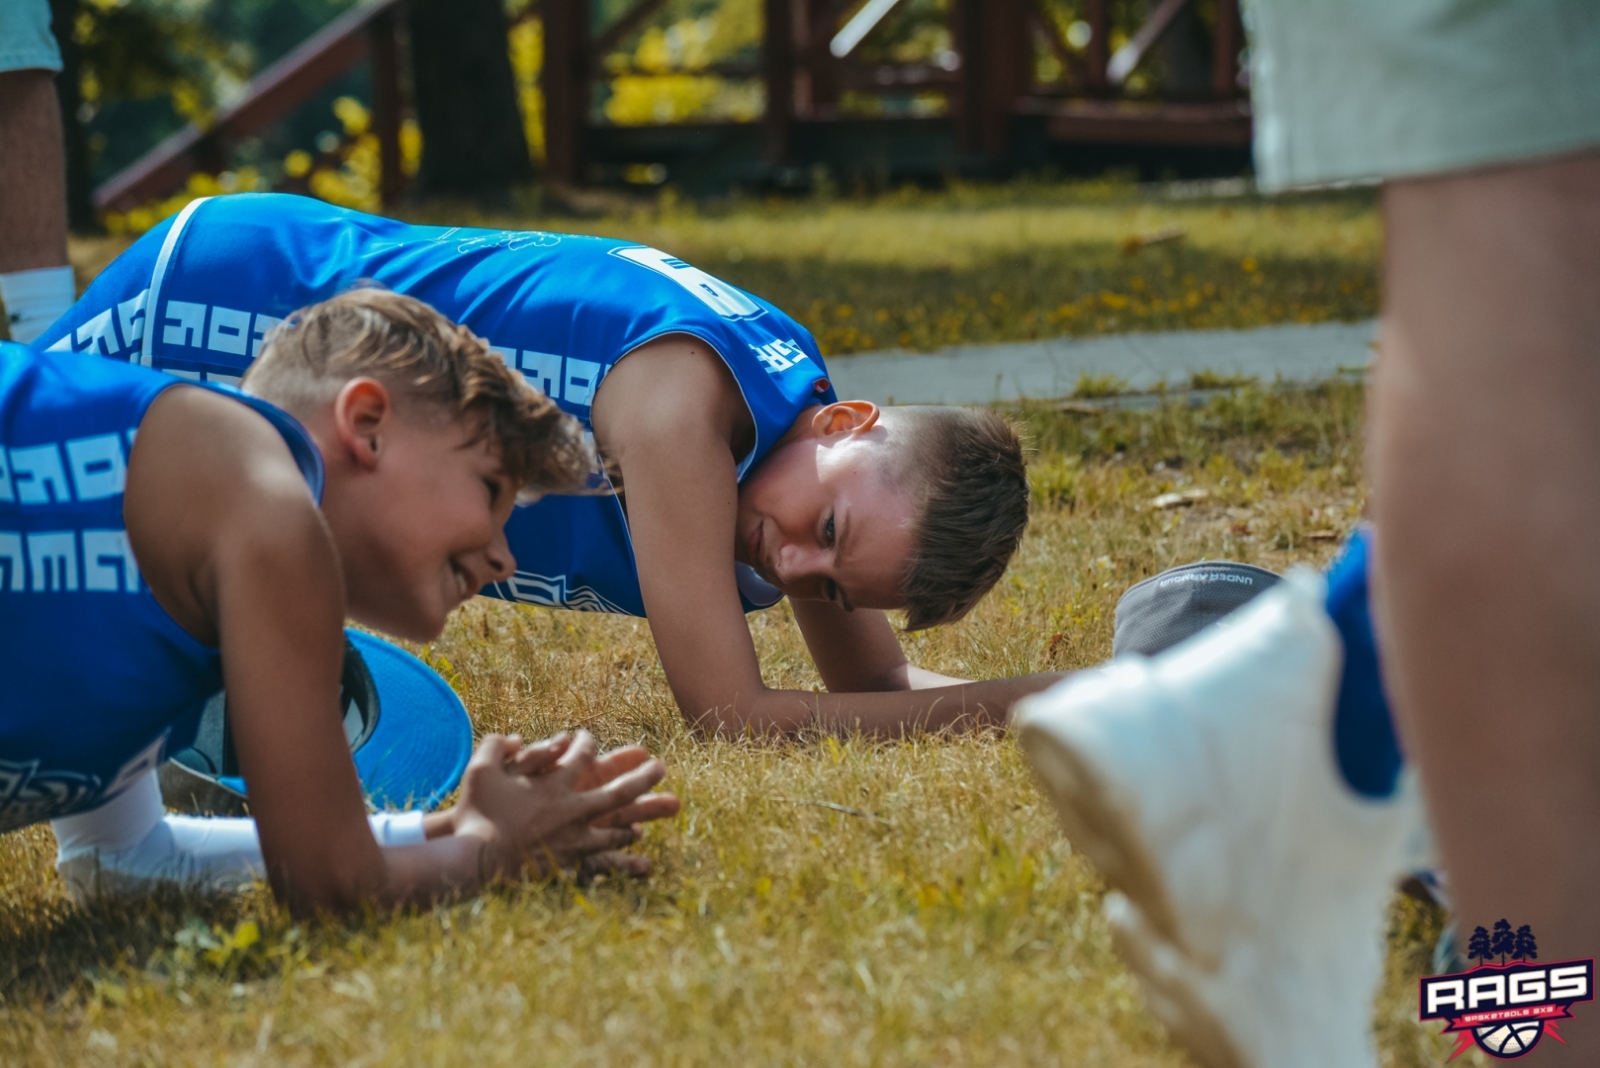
[242, 287, 593, 497]
[894, 407, 1029, 631]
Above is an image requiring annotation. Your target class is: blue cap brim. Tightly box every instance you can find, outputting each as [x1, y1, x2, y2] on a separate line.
[346, 630, 474, 811]
[218, 629, 473, 811]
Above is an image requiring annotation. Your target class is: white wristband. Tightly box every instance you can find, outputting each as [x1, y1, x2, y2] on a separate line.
[52, 769, 433, 899]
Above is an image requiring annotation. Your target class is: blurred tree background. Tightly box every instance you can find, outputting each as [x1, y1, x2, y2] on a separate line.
[60, 0, 1241, 231]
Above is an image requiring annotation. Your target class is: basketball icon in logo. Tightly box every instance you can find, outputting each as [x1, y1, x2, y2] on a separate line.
[1419, 921, 1594, 1061]
[1474, 1021, 1544, 1058]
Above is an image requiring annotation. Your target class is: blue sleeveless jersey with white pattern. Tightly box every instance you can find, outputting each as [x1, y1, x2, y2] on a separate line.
[36, 193, 835, 617]
[0, 340, 323, 831]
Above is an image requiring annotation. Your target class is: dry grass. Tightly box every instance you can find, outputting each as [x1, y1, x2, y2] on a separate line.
[0, 385, 1469, 1067]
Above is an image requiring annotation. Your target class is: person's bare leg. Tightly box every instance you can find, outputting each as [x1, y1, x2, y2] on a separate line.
[0, 68, 68, 273]
[1372, 151, 1600, 1059]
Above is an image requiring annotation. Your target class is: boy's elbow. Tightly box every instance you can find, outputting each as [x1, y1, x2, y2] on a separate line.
[676, 690, 805, 739]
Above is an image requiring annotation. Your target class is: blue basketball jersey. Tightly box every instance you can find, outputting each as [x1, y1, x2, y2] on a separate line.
[36, 193, 836, 616]
[0, 340, 323, 832]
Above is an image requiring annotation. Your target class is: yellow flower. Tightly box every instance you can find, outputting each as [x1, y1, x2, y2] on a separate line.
[333, 96, 370, 136]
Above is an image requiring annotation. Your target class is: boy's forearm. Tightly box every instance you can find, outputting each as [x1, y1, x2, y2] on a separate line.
[686, 673, 1066, 738]
[276, 835, 489, 918]
[366, 836, 490, 911]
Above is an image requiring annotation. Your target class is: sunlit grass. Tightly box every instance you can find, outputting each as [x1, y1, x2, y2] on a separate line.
[0, 385, 1464, 1067]
[65, 180, 1379, 358]
[424, 181, 1382, 357]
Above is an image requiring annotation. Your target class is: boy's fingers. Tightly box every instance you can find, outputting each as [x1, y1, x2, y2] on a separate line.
[507, 732, 571, 776]
[579, 825, 640, 851]
[577, 851, 653, 881]
[551, 730, 600, 782]
[576, 759, 666, 821]
[591, 745, 652, 778]
[590, 793, 680, 828]
[573, 745, 657, 792]
[468, 733, 516, 769]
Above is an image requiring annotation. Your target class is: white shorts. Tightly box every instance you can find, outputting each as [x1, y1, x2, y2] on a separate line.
[0, 0, 61, 74]
[1246, 0, 1600, 190]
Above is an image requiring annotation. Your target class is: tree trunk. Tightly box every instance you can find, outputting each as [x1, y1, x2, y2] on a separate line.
[408, 0, 534, 200]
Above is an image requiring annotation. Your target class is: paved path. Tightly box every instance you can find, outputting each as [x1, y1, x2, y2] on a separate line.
[822, 319, 1378, 405]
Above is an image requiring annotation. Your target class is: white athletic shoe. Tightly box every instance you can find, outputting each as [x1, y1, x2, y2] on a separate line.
[1015, 569, 1429, 1068]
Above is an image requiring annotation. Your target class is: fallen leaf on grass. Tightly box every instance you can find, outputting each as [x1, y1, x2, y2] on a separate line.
[1151, 488, 1209, 509]
[774, 799, 891, 824]
[1121, 226, 1188, 255]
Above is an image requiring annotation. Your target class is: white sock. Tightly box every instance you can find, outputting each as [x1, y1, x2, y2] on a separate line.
[1, 265, 76, 344]
[51, 769, 430, 898]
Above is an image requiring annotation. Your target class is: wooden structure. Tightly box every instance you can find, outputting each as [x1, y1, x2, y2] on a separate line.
[547, 0, 1249, 186]
[95, 0, 1250, 211]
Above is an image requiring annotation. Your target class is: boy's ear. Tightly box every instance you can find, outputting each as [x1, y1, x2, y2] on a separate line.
[332, 377, 394, 471]
[808, 400, 880, 439]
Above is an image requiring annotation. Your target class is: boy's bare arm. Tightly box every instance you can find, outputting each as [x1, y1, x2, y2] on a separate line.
[789, 599, 967, 690]
[127, 388, 664, 914]
[594, 342, 1062, 737]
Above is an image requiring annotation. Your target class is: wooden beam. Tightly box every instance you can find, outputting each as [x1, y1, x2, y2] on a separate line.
[1212, 0, 1243, 98]
[950, 0, 983, 155]
[1084, 0, 1109, 95]
[764, 0, 796, 163]
[983, 0, 1030, 158]
[542, 0, 589, 184]
[1107, 0, 1192, 86]
[368, 6, 405, 207]
[798, 0, 839, 114]
[1019, 97, 1251, 146]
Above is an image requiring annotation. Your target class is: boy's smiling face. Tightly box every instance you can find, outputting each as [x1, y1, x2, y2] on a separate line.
[311, 378, 519, 641]
[734, 402, 917, 611]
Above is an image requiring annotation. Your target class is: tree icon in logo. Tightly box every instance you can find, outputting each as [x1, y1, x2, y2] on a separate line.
[1514, 924, 1539, 962]
[1492, 919, 1517, 962]
[1468, 925, 1494, 965]
[1468, 919, 1541, 965]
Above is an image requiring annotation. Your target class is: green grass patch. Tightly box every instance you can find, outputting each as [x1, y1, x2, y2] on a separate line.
[67, 181, 1380, 357]
[411, 179, 1382, 356]
[1, 384, 1462, 1067]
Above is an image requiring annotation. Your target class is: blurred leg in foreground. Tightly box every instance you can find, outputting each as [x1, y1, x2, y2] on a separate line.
[1372, 152, 1600, 1047]
[0, 0, 73, 342]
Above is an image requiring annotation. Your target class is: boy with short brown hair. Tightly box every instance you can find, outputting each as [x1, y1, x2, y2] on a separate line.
[37, 193, 1059, 739]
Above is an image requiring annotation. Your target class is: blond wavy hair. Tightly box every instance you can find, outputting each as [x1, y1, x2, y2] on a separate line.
[242, 286, 593, 498]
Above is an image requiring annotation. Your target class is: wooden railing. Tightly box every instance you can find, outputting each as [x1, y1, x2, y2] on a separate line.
[96, 0, 1250, 208]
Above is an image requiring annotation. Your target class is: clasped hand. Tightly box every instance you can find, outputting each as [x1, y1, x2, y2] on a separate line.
[447, 730, 679, 881]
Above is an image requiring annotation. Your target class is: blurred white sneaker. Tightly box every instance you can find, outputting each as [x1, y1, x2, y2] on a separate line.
[1015, 569, 1428, 1068]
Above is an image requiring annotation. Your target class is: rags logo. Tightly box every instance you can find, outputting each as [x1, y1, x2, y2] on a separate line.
[1419, 920, 1594, 1060]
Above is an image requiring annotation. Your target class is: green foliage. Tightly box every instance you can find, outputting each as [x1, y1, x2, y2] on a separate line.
[75, 0, 361, 186]
[1072, 372, 1132, 399]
